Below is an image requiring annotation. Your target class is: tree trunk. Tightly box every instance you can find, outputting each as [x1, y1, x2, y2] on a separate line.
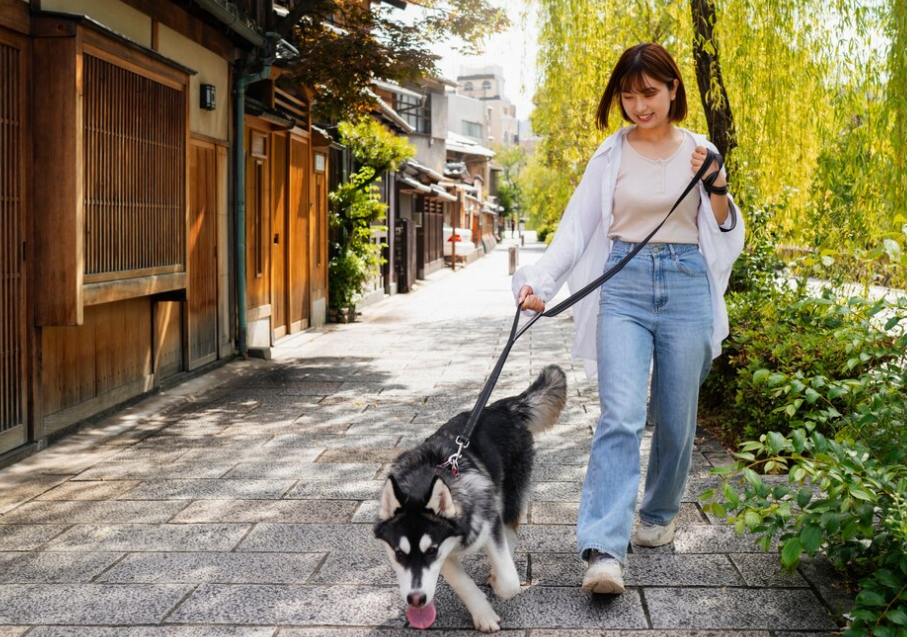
[690, 0, 737, 168]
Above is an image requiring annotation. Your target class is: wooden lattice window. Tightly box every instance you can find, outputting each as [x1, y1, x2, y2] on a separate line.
[83, 54, 186, 281]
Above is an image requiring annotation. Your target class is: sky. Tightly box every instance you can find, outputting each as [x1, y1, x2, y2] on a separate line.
[407, 0, 540, 120]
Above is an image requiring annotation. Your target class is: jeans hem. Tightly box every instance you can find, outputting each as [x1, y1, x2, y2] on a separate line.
[638, 514, 674, 526]
[578, 543, 627, 566]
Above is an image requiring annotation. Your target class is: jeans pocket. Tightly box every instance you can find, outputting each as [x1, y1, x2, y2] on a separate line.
[673, 250, 707, 278]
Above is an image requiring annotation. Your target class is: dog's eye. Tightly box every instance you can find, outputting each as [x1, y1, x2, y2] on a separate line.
[395, 549, 406, 560]
[424, 546, 437, 557]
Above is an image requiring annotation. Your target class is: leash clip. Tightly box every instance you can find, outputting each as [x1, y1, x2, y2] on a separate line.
[437, 437, 469, 477]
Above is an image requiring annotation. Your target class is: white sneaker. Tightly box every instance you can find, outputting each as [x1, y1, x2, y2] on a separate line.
[633, 519, 676, 547]
[581, 551, 625, 594]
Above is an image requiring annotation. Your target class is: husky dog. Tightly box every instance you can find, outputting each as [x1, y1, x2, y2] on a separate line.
[374, 365, 567, 633]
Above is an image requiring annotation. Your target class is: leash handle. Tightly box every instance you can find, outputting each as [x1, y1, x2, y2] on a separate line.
[445, 149, 721, 468]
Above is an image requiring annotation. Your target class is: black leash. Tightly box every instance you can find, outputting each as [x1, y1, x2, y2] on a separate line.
[437, 149, 724, 476]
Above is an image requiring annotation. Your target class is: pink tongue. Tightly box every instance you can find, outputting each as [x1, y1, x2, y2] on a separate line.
[407, 601, 437, 629]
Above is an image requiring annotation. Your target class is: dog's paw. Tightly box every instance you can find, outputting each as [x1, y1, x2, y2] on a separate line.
[471, 607, 502, 633]
[491, 572, 521, 600]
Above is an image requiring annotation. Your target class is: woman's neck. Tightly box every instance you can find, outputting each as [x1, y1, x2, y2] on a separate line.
[629, 124, 678, 144]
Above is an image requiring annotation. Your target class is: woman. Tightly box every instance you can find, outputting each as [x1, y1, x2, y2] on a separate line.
[512, 42, 745, 594]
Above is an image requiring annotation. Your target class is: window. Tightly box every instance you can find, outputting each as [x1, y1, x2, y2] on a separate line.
[83, 53, 186, 280]
[482, 80, 492, 91]
[462, 120, 483, 139]
[396, 92, 431, 134]
[464, 81, 473, 91]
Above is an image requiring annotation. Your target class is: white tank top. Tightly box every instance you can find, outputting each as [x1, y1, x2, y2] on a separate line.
[609, 134, 701, 244]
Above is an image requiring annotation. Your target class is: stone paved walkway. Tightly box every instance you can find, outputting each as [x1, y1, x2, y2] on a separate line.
[0, 238, 852, 636]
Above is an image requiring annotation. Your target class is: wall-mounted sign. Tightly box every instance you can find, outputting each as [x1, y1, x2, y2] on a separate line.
[315, 153, 326, 173]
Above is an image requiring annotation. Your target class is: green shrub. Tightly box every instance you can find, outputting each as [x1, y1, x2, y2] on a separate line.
[701, 286, 907, 635]
[535, 224, 552, 243]
[702, 286, 900, 442]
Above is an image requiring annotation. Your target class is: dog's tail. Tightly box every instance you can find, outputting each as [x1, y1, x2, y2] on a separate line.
[519, 364, 567, 434]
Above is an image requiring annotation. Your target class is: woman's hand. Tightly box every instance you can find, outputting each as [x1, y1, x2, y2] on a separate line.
[518, 285, 545, 314]
[691, 146, 727, 188]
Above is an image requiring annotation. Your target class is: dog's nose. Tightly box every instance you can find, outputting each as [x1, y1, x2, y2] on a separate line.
[407, 592, 427, 607]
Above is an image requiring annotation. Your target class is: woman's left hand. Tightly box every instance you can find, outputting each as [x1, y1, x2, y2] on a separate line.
[691, 146, 727, 188]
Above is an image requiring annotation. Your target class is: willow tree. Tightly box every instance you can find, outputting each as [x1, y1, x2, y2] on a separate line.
[529, 0, 903, 256]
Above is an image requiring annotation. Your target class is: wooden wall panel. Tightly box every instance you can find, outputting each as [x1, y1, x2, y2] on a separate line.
[41, 299, 153, 433]
[188, 140, 218, 369]
[245, 126, 270, 312]
[0, 29, 28, 454]
[270, 133, 288, 338]
[33, 29, 83, 326]
[288, 135, 310, 332]
[311, 152, 329, 305]
[154, 300, 183, 379]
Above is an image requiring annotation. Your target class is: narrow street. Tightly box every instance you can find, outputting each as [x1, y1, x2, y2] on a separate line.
[0, 238, 848, 635]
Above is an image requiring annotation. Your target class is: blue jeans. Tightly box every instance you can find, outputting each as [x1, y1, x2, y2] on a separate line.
[577, 240, 713, 564]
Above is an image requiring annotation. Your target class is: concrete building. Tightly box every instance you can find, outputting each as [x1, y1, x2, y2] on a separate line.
[456, 64, 518, 147]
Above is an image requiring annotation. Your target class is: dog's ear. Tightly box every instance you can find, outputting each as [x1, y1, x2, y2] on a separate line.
[425, 475, 458, 518]
[378, 475, 405, 520]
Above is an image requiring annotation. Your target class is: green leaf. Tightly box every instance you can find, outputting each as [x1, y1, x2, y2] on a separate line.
[767, 432, 787, 454]
[856, 590, 888, 607]
[797, 487, 813, 508]
[752, 369, 770, 384]
[781, 537, 802, 568]
[723, 483, 741, 507]
[791, 429, 807, 453]
[768, 373, 787, 387]
[745, 511, 762, 529]
[885, 316, 900, 330]
[800, 524, 823, 553]
[886, 608, 907, 626]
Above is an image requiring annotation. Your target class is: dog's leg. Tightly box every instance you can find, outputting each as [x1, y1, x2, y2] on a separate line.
[485, 524, 521, 600]
[504, 522, 519, 558]
[442, 555, 501, 633]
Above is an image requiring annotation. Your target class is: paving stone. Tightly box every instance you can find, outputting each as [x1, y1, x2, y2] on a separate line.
[532, 481, 582, 501]
[263, 433, 402, 449]
[533, 464, 586, 481]
[531, 632, 770, 637]
[518, 525, 576, 553]
[0, 475, 73, 511]
[35, 480, 142, 501]
[0, 552, 121, 583]
[646, 588, 838, 630]
[665, 524, 776, 554]
[730, 554, 809, 587]
[351, 499, 381, 523]
[237, 523, 374, 552]
[117, 479, 296, 500]
[0, 524, 68, 550]
[27, 628, 276, 637]
[224, 461, 382, 480]
[0, 628, 29, 636]
[797, 556, 856, 616]
[285, 479, 385, 500]
[430, 585, 648, 629]
[279, 630, 527, 637]
[0, 584, 188, 624]
[96, 551, 324, 583]
[531, 553, 743, 587]
[167, 583, 403, 625]
[316, 447, 402, 464]
[43, 524, 249, 552]
[530, 501, 580, 525]
[170, 499, 356, 524]
[0, 500, 187, 525]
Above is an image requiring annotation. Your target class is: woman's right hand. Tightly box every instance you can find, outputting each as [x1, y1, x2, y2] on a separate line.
[518, 285, 545, 314]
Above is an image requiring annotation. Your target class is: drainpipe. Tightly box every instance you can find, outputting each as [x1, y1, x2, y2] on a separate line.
[233, 38, 276, 357]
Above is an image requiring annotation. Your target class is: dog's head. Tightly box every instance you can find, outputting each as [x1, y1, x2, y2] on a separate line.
[373, 473, 464, 628]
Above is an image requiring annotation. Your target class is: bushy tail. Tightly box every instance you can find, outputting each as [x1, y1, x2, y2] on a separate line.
[519, 365, 567, 434]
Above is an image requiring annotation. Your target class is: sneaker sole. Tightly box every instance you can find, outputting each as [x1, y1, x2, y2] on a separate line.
[581, 575, 625, 595]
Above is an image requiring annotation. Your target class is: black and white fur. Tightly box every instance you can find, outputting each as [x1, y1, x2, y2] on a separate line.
[374, 365, 567, 632]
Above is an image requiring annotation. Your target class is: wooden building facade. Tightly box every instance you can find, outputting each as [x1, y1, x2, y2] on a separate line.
[0, 0, 330, 461]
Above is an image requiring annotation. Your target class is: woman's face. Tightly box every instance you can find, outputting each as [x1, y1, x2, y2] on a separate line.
[620, 73, 677, 130]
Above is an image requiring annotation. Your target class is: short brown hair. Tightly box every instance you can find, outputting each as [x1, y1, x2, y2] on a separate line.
[596, 43, 687, 130]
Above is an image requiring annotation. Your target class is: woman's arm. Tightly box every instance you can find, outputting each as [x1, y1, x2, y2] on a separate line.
[511, 153, 608, 311]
